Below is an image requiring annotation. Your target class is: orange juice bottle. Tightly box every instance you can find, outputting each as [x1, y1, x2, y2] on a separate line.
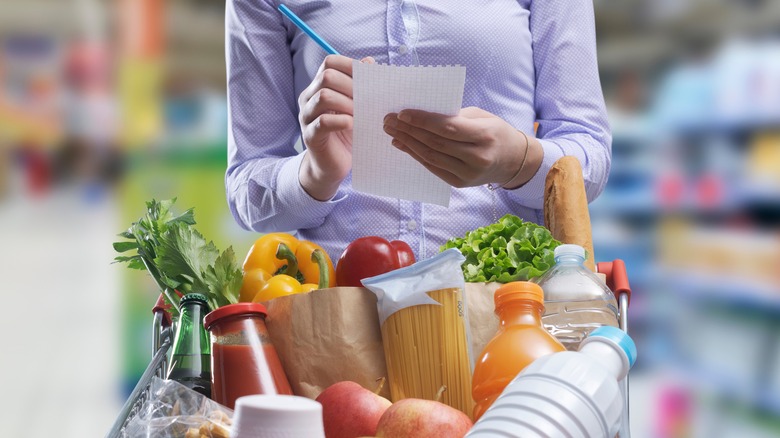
[471, 281, 565, 421]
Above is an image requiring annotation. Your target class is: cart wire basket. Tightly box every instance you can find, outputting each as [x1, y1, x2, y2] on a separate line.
[107, 298, 174, 438]
[106, 259, 633, 438]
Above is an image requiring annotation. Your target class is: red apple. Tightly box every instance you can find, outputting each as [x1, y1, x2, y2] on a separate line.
[316, 381, 392, 438]
[375, 398, 473, 438]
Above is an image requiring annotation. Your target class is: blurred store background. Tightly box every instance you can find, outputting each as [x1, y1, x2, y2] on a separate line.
[0, 0, 779, 436]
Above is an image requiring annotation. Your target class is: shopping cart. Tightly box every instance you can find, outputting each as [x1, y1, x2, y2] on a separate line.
[106, 259, 633, 438]
[106, 295, 174, 438]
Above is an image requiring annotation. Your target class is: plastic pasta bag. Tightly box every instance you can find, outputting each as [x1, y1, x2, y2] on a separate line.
[361, 248, 475, 417]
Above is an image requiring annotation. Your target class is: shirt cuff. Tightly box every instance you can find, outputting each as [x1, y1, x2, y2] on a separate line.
[275, 151, 347, 220]
[505, 138, 565, 209]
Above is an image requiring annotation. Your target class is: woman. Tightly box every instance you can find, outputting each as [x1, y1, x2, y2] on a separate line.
[225, 0, 611, 262]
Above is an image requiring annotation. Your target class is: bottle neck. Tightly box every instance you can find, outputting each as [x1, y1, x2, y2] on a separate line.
[580, 340, 628, 380]
[555, 254, 584, 265]
[496, 300, 545, 327]
[171, 301, 210, 357]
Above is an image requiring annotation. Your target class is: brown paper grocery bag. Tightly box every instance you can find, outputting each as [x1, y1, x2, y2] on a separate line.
[264, 287, 391, 399]
[464, 282, 501, 359]
[263, 283, 502, 400]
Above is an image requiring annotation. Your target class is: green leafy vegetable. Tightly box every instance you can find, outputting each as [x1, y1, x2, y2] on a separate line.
[440, 214, 561, 283]
[113, 198, 242, 314]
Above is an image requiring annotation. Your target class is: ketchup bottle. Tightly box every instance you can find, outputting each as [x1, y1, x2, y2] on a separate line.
[204, 302, 293, 409]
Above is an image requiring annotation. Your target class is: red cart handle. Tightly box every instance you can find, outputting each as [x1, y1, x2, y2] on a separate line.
[597, 259, 631, 306]
[152, 294, 173, 328]
[152, 289, 184, 328]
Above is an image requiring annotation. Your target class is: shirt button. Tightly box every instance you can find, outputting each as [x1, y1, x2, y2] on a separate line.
[398, 44, 408, 54]
[406, 220, 417, 231]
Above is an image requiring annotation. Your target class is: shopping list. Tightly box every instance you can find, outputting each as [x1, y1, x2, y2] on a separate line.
[351, 62, 466, 207]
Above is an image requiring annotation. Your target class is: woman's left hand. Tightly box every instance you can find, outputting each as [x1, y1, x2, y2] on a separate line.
[383, 107, 535, 188]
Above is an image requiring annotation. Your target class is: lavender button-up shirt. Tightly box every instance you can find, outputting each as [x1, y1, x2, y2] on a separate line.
[225, 0, 611, 262]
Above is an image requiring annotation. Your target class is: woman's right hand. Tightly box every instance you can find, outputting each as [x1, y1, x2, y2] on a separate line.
[298, 55, 373, 201]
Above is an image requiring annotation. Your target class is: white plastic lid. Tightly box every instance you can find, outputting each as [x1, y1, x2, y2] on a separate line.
[231, 394, 325, 438]
[554, 244, 586, 259]
[583, 326, 637, 368]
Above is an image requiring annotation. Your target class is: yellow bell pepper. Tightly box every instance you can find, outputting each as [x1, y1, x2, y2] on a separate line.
[239, 268, 273, 302]
[241, 240, 334, 302]
[252, 274, 303, 302]
[250, 243, 328, 301]
[242, 232, 336, 287]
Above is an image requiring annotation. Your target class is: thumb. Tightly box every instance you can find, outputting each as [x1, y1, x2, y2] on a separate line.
[459, 106, 493, 119]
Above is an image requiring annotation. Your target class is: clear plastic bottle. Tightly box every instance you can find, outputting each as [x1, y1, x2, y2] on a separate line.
[536, 244, 619, 350]
[471, 281, 565, 421]
[466, 326, 637, 438]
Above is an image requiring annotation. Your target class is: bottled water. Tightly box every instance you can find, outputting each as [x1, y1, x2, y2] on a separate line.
[536, 244, 619, 350]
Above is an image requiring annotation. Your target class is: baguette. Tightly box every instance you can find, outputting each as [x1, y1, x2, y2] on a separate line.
[543, 156, 596, 271]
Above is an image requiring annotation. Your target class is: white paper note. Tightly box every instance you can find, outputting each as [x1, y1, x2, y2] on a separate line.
[352, 62, 466, 206]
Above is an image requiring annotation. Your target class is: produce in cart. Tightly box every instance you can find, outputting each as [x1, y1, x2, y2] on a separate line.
[375, 395, 474, 438]
[316, 380, 391, 438]
[113, 198, 243, 314]
[441, 213, 561, 283]
[335, 236, 416, 287]
[241, 232, 336, 302]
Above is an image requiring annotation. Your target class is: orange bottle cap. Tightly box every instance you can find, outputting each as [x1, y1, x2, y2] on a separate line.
[494, 281, 544, 308]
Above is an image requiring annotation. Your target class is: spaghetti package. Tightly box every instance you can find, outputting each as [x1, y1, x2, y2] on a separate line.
[362, 248, 475, 417]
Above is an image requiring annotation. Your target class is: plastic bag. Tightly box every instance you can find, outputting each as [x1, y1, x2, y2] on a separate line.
[122, 377, 233, 438]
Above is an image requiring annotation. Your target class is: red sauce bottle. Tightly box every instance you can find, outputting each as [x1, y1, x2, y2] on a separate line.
[204, 302, 293, 409]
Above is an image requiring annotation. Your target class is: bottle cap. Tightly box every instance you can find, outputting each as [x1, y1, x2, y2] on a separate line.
[554, 244, 585, 259]
[204, 302, 268, 331]
[584, 326, 637, 368]
[232, 394, 325, 438]
[494, 281, 544, 308]
[180, 293, 209, 306]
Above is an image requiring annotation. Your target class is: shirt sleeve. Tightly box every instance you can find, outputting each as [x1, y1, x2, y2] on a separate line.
[508, 0, 612, 209]
[224, 0, 345, 233]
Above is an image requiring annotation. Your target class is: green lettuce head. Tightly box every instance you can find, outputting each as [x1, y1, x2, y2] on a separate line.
[440, 214, 561, 283]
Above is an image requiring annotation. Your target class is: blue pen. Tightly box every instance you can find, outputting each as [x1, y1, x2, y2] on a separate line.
[278, 4, 340, 55]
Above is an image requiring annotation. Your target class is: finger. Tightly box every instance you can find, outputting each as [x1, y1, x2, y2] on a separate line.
[299, 68, 355, 107]
[396, 109, 486, 141]
[303, 114, 353, 146]
[317, 54, 356, 77]
[394, 139, 465, 187]
[385, 122, 469, 177]
[301, 88, 354, 125]
[384, 114, 475, 163]
[360, 56, 376, 64]
[300, 55, 356, 104]
[459, 106, 494, 119]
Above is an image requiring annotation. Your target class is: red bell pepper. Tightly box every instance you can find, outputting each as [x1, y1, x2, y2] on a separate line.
[335, 236, 416, 287]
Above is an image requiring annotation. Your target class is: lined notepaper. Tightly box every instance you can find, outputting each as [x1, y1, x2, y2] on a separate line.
[352, 62, 466, 206]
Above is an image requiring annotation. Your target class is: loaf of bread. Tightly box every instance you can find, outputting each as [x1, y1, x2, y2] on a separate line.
[543, 156, 596, 271]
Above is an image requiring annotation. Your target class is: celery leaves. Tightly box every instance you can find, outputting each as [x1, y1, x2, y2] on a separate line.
[114, 198, 242, 313]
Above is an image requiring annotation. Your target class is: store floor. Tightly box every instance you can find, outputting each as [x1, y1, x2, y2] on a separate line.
[0, 186, 123, 437]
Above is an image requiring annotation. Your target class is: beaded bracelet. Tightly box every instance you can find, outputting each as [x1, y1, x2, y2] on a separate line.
[487, 130, 530, 191]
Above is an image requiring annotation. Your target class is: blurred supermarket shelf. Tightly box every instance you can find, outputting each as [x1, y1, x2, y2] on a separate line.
[657, 269, 780, 315]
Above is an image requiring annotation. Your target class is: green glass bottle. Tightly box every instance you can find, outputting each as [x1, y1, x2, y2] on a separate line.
[167, 293, 212, 398]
